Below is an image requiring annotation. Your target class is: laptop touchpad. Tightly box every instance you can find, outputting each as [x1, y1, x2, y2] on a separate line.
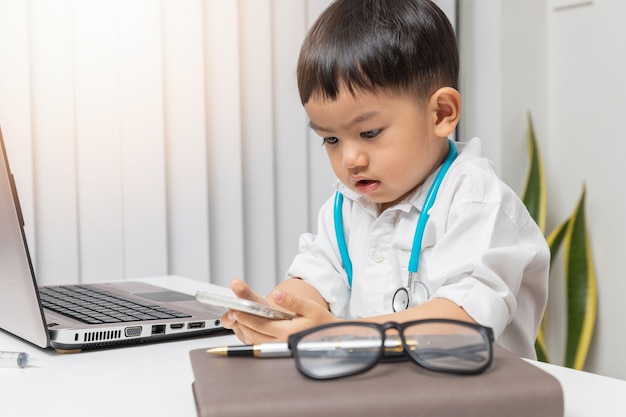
[135, 291, 196, 302]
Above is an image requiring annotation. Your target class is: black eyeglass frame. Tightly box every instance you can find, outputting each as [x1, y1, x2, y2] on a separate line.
[287, 318, 495, 380]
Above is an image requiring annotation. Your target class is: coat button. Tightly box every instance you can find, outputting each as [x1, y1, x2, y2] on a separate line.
[372, 251, 385, 263]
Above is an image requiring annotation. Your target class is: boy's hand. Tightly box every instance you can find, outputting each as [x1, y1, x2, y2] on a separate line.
[221, 279, 338, 344]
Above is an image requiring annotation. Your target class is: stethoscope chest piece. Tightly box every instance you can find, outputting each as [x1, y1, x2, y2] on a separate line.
[392, 287, 410, 312]
[392, 279, 430, 312]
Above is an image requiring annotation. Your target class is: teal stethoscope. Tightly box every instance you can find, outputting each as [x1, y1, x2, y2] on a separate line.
[334, 139, 458, 312]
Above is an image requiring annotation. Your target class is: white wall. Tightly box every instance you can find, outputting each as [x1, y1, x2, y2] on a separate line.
[547, 0, 626, 381]
[458, 0, 548, 192]
[460, 0, 626, 380]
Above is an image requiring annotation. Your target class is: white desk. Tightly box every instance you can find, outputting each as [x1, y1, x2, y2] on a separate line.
[1, 275, 625, 417]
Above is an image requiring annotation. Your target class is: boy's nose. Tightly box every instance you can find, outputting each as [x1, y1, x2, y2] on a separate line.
[341, 144, 367, 168]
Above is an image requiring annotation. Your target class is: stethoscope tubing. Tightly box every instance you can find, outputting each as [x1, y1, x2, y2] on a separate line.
[334, 191, 353, 284]
[408, 140, 458, 273]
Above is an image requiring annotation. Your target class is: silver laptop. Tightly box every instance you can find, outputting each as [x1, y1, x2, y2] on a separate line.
[0, 127, 228, 352]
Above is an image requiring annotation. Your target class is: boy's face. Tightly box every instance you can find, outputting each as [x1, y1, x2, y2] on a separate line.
[305, 88, 448, 212]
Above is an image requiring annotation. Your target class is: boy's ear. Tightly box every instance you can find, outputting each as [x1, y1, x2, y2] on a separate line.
[429, 87, 461, 138]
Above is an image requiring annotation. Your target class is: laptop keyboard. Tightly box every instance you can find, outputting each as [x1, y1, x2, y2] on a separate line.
[40, 285, 192, 325]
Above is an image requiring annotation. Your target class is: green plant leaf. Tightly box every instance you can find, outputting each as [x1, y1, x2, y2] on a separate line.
[546, 217, 570, 266]
[521, 112, 547, 233]
[534, 332, 550, 363]
[531, 217, 571, 364]
[563, 186, 597, 370]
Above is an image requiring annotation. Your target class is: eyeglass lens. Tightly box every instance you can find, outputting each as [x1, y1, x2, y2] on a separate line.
[292, 321, 490, 379]
[402, 321, 490, 372]
[294, 325, 383, 379]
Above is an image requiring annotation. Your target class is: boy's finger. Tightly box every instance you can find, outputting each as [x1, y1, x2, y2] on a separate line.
[219, 310, 237, 328]
[272, 290, 312, 316]
[230, 278, 267, 305]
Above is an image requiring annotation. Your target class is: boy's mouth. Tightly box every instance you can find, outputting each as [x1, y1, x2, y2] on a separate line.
[354, 179, 380, 194]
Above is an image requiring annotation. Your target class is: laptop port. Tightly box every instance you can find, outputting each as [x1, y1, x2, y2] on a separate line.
[187, 321, 205, 329]
[169, 323, 184, 329]
[124, 326, 142, 337]
[151, 324, 166, 335]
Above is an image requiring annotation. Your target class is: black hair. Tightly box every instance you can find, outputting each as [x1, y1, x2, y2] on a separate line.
[297, 0, 458, 104]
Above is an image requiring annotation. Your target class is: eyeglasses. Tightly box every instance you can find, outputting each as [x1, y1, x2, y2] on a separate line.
[287, 319, 494, 380]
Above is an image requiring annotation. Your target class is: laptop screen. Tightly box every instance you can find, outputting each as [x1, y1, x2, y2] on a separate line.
[0, 127, 50, 347]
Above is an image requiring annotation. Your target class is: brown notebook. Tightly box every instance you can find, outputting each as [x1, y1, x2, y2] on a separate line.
[189, 345, 563, 417]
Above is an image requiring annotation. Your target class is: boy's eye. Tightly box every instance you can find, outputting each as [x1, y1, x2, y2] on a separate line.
[360, 129, 381, 139]
[323, 136, 339, 145]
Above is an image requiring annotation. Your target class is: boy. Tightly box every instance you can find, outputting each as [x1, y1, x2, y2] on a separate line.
[222, 0, 549, 359]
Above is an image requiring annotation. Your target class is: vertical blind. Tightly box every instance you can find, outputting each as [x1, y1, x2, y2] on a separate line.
[0, 0, 455, 295]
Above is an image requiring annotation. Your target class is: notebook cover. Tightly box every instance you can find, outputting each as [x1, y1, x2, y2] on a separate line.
[189, 345, 563, 417]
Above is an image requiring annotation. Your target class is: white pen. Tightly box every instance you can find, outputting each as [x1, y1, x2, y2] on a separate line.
[206, 338, 407, 358]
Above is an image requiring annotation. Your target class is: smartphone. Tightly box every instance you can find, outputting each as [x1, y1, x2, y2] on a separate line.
[195, 291, 294, 320]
